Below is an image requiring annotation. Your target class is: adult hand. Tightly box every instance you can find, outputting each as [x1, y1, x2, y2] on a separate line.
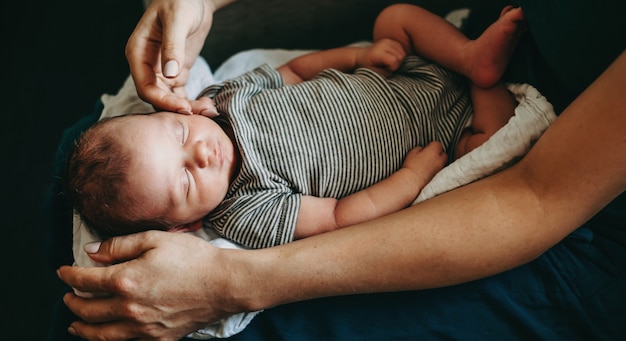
[58, 231, 243, 340]
[126, 0, 234, 115]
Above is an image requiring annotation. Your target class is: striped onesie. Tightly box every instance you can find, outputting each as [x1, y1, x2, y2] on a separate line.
[199, 55, 472, 249]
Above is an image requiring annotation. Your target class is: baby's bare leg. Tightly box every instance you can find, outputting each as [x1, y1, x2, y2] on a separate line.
[373, 5, 524, 89]
[454, 82, 517, 159]
[453, 7, 524, 158]
[373, 4, 471, 68]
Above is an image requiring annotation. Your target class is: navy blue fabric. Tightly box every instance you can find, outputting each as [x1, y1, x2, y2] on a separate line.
[45, 226, 626, 340]
[225, 227, 626, 340]
[43, 100, 103, 272]
[45, 101, 102, 341]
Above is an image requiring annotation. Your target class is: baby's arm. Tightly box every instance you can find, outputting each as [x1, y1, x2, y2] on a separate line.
[277, 39, 406, 84]
[294, 141, 446, 239]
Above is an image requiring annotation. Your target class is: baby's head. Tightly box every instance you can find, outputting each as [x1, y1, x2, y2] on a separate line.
[67, 111, 239, 239]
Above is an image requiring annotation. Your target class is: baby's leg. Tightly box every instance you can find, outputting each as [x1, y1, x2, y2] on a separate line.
[373, 4, 524, 89]
[373, 4, 472, 68]
[454, 82, 516, 159]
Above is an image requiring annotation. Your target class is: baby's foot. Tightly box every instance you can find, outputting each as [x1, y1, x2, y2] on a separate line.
[464, 6, 525, 88]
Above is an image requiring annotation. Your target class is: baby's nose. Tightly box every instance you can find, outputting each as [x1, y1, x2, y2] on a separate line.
[193, 141, 210, 168]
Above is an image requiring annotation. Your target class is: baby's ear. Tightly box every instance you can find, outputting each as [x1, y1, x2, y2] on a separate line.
[169, 220, 203, 233]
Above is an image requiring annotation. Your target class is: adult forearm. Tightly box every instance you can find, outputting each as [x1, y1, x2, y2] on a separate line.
[237, 169, 551, 309]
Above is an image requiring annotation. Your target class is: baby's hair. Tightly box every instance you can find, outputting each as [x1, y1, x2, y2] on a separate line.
[66, 115, 175, 239]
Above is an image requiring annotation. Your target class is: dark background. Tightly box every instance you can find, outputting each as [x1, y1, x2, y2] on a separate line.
[3, 1, 143, 338]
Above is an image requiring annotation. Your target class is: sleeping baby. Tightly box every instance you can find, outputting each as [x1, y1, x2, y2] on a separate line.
[67, 4, 525, 248]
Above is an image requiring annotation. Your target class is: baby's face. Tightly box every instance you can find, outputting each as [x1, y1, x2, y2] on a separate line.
[116, 112, 238, 226]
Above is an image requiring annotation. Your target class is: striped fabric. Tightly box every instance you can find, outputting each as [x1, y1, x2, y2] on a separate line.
[200, 56, 472, 249]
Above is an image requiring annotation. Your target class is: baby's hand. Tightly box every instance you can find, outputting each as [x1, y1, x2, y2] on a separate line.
[402, 142, 447, 186]
[357, 38, 406, 77]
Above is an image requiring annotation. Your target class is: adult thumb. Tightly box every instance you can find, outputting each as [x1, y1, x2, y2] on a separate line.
[163, 59, 181, 78]
[161, 15, 190, 78]
[85, 232, 156, 264]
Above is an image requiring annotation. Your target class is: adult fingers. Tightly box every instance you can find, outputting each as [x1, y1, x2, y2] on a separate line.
[139, 83, 194, 115]
[125, 3, 195, 114]
[158, 0, 206, 77]
[58, 265, 121, 294]
[191, 96, 219, 116]
[68, 319, 140, 341]
[86, 231, 163, 265]
[63, 292, 121, 324]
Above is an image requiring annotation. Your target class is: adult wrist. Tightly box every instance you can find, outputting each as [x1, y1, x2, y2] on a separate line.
[211, 247, 274, 313]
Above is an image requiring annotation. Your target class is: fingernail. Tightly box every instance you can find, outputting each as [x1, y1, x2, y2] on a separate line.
[164, 60, 179, 77]
[68, 326, 77, 336]
[84, 241, 101, 254]
[200, 109, 219, 116]
[178, 109, 193, 115]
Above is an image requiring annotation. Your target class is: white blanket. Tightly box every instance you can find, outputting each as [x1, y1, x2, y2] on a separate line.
[72, 47, 557, 339]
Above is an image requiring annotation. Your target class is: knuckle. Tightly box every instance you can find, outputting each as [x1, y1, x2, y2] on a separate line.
[137, 323, 168, 340]
[111, 274, 139, 297]
[92, 332, 113, 341]
[123, 301, 146, 321]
